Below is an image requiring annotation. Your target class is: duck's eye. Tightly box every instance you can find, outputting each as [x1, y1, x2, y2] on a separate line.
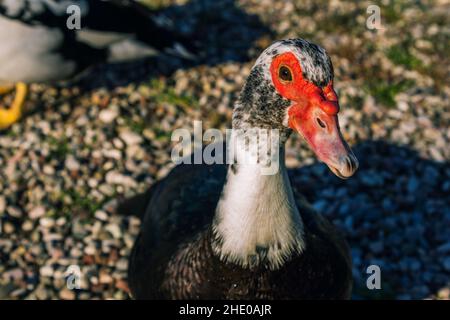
[278, 65, 292, 82]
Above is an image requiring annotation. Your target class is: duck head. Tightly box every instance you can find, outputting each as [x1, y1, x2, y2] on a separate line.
[234, 39, 358, 178]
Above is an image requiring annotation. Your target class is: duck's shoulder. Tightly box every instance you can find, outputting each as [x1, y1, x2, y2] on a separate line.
[127, 162, 227, 299]
[143, 162, 227, 237]
[127, 160, 227, 254]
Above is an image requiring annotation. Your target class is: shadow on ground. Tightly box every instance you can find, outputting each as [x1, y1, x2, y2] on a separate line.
[290, 140, 449, 299]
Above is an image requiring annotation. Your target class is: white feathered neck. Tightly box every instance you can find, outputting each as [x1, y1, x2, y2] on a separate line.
[212, 131, 305, 270]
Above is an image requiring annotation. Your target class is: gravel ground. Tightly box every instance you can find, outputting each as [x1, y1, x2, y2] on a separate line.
[0, 0, 449, 299]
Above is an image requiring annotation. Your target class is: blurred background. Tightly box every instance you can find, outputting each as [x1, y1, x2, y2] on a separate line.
[0, 0, 448, 300]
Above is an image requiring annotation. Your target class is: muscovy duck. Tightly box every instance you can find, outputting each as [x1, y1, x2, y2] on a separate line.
[125, 39, 359, 299]
[0, 0, 196, 129]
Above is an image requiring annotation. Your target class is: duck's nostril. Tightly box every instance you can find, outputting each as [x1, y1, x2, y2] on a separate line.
[316, 117, 326, 128]
[350, 154, 359, 171]
[343, 154, 359, 174]
[345, 157, 353, 173]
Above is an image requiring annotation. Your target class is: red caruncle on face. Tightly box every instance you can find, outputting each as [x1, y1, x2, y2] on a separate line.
[268, 51, 358, 179]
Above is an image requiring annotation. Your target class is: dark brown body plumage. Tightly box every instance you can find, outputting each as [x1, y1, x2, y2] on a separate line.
[126, 161, 352, 299]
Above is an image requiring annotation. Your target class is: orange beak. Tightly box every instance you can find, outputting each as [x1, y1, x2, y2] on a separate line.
[288, 83, 358, 179]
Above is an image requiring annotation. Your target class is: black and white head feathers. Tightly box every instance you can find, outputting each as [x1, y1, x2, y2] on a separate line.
[233, 39, 334, 133]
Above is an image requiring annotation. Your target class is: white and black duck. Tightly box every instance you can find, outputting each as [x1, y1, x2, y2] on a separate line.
[0, 0, 196, 129]
[124, 38, 359, 299]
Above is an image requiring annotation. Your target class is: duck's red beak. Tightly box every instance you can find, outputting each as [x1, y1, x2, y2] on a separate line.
[288, 82, 358, 179]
